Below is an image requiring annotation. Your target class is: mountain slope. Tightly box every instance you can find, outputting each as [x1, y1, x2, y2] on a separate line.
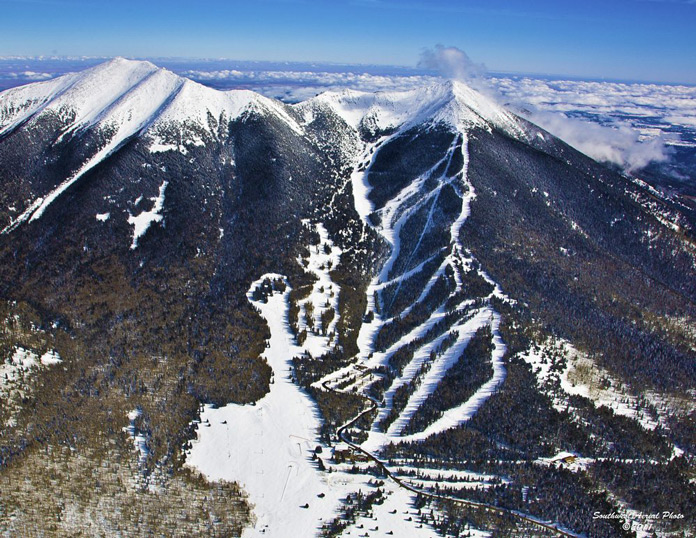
[0, 59, 693, 537]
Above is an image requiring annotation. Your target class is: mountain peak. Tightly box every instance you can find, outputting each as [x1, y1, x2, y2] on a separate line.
[308, 77, 526, 140]
[0, 59, 308, 233]
[0, 58, 305, 139]
[105, 56, 155, 67]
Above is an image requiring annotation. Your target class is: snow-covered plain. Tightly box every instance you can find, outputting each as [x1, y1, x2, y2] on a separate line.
[187, 275, 337, 537]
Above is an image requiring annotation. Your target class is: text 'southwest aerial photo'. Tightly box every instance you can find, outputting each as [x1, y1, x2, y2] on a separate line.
[0, 1, 695, 537]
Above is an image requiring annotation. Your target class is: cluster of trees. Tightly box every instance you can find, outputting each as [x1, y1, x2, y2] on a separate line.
[464, 125, 696, 398]
[378, 328, 460, 433]
[455, 462, 633, 538]
[378, 382, 413, 433]
[592, 458, 695, 533]
[320, 488, 386, 538]
[249, 276, 286, 303]
[0, 441, 251, 537]
[380, 255, 444, 317]
[389, 185, 460, 281]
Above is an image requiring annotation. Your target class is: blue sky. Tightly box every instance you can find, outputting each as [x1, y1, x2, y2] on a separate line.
[1, 0, 695, 83]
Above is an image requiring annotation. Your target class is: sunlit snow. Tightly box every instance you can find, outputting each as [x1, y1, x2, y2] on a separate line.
[127, 180, 168, 249]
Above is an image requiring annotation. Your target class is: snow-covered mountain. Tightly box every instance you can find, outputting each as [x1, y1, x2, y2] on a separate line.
[0, 58, 694, 537]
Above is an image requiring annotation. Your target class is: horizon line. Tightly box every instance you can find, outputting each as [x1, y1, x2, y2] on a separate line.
[0, 54, 694, 87]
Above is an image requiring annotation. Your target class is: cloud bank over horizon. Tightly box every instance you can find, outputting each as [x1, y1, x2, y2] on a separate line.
[490, 75, 696, 172]
[526, 109, 670, 171]
[179, 68, 440, 102]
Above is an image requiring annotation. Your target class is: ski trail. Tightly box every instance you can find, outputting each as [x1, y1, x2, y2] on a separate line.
[384, 186, 441, 313]
[352, 124, 509, 452]
[393, 314, 507, 443]
[371, 252, 441, 292]
[388, 308, 495, 436]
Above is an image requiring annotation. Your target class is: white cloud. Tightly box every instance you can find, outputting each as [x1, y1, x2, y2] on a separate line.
[664, 114, 696, 128]
[525, 110, 671, 170]
[182, 68, 439, 101]
[490, 75, 696, 170]
[3, 71, 53, 80]
[417, 45, 487, 84]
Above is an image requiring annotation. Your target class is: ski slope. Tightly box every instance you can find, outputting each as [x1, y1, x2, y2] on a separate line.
[186, 275, 337, 537]
[316, 95, 512, 451]
[186, 274, 455, 537]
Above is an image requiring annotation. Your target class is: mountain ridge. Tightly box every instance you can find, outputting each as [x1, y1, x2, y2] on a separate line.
[0, 58, 694, 537]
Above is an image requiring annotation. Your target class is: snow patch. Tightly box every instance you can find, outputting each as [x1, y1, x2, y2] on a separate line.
[1, 346, 62, 427]
[535, 451, 593, 474]
[148, 142, 180, 154]
[39, 350, 62, 365]
[521, 339, 668, 431]
[124, 409, 149, 466]
[127, 180, 168, 249]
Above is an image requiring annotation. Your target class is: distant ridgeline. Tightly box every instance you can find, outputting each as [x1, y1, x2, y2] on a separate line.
[0, 58, 693, 537]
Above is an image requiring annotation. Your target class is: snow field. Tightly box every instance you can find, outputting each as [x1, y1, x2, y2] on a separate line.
[315, 81, 525, 140]
[338, 483, 441, 538]
[187, 272, 454, 537]
[395, 466, 504, 484]
[187, 275, 336, 536]
[0, 346, 62, 380]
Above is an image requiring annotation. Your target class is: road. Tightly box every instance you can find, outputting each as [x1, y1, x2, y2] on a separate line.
[325, 379, 580, 538]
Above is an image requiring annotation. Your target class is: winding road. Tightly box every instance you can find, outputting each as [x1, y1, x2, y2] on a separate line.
[325, 379, 580, 538]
